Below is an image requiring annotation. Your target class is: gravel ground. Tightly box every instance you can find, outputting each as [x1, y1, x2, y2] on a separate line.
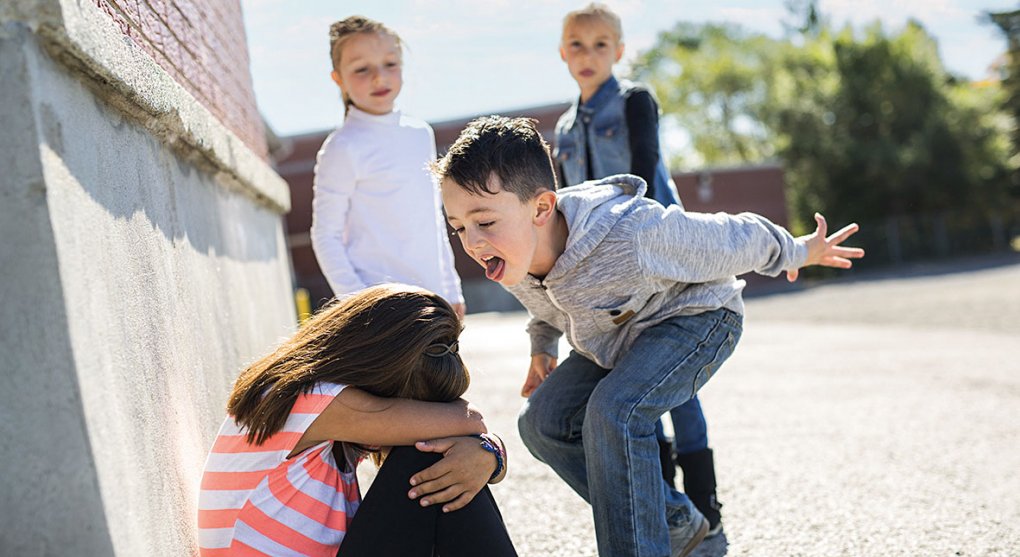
[366, 255, 1020, 556]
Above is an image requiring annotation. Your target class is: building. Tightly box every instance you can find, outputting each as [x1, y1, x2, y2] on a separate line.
[275, 103, 790, 313]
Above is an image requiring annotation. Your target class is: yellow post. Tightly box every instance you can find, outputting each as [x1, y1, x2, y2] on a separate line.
[294, 288, 312, 325]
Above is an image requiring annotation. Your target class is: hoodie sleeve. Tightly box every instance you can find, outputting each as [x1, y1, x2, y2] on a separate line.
[310, 137, 368, 296]
[634, 206, 808, 283]
[526, 317, 562, 358]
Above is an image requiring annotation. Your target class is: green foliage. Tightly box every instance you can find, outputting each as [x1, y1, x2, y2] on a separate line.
[631, 23, 781, 167]
[986, 9, 1020, 198]
[630, 13, 1014, 236]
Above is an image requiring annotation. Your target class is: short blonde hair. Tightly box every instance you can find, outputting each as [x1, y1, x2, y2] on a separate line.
[562, 3, 623, 42]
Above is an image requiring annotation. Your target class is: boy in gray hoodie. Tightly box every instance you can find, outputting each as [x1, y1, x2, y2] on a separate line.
[435, 116, 863, 557]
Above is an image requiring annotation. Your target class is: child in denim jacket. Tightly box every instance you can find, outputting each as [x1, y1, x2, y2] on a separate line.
[554, 2, 725, 535]
[554, 3, 678, 206]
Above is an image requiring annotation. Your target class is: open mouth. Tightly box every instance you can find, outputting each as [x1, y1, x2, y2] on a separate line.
[482, 255, 506, 282]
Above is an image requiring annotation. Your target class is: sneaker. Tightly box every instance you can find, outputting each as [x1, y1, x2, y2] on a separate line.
[702, 494, 723, 538]
[669, 510, 709, 557]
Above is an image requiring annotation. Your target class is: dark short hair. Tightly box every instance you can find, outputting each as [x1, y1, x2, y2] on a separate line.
[431, 116, 558, 202]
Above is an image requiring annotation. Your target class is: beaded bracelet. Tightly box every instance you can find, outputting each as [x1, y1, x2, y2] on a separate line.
[472, 433, 505, 482]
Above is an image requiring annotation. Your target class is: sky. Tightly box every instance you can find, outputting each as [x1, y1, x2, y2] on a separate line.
[241, 0, 1016, 138]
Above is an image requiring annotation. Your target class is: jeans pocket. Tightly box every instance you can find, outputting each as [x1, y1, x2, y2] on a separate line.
[690, 329, 738, 398]
[589, 296, 645, 333]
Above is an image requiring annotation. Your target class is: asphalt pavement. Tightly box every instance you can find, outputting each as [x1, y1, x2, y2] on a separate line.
[376, 255, 1020, 556]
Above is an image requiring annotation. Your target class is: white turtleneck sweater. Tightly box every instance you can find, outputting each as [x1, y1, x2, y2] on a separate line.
[310, 106, 463, 304]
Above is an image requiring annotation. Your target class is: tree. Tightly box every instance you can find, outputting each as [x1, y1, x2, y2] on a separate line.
[631, 14, 1013, 238]
[986, 9, 1020, 198]
[775, 21, 1011, 229]
[631, 24, 782, 168]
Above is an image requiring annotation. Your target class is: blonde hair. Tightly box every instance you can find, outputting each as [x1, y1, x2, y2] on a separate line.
[328, 16, 403, 115]
[562, 3, 623, 42]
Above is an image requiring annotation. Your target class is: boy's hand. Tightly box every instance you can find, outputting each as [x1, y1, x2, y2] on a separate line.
[407, 436, 496, 512]
[522, 353, 557, 397]
[788, 213, 865, 282]
[452, 303, 466, 320]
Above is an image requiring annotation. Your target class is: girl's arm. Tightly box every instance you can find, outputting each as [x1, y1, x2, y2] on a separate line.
[297, 387, 486, 452]
[433, 176, 465, 307]
[310, 136, 368, 295]
[405, 433, 508, 512]
[426, 124, 465, 309]
[624, 88, 661, 189]
[298, 388, 503, 513]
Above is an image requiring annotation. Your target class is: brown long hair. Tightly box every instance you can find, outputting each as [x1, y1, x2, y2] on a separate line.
[228, 284, 468, 445]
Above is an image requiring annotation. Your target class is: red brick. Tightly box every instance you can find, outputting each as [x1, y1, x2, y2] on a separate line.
[145, 0, 170, 26]
[175, 0, 199, 27]
[90, 0, 267, 158]
[137, 6, 164, 50]
[113, 0, 141, 25]
[96, 0, 132, 36]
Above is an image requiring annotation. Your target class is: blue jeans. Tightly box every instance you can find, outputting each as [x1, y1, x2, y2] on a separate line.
[657, 396, 708, 455]
[518, 308, 742, 557]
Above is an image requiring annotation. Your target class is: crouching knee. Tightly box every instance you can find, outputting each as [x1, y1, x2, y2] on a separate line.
[517, 398, 573, 455]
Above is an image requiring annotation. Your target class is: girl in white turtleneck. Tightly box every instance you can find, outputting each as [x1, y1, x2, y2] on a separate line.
[311, 16, 464, 317]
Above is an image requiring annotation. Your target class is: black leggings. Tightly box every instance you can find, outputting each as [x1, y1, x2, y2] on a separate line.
[338, 446, 518, 557]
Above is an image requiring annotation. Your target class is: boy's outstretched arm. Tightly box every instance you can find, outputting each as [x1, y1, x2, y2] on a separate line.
[786, 213, 865, 282]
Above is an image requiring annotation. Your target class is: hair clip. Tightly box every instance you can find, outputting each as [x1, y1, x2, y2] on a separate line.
[424, 340, 459, 357]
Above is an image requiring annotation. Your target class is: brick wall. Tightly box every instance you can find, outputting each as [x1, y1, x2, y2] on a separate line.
[93, 0, 268, 158]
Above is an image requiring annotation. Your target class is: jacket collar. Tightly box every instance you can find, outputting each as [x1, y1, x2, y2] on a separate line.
[577, 75, 620, 115]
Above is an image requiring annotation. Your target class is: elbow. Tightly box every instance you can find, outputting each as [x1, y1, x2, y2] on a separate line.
[464, 403, 488, 435]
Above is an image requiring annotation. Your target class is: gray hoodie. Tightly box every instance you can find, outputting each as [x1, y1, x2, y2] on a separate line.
[506, 174, 808, 369]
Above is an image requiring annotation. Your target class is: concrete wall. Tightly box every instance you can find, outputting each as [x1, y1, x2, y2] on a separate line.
[0, 1, 294, 555]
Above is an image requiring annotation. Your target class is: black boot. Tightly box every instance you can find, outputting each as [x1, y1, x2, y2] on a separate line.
[658, 438, 677, 488]
[676, 447, 723, 537]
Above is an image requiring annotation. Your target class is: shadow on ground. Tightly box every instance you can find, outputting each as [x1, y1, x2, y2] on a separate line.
[691, 532, 728, 556]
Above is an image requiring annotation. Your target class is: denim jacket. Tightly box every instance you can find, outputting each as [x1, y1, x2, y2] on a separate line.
[554, 76, 680, 207]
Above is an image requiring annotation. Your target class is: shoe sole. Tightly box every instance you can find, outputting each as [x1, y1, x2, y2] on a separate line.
[705, 521, 723, 539]
[676, 517, 709, 557]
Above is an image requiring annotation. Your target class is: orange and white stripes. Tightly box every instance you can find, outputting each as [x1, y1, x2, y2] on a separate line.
[198, 382, 361, 556]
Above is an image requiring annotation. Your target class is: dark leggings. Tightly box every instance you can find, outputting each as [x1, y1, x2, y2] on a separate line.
[338, 446, 518, 557]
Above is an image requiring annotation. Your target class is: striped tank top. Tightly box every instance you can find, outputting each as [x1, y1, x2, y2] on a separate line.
[197, 382, 361, 556]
